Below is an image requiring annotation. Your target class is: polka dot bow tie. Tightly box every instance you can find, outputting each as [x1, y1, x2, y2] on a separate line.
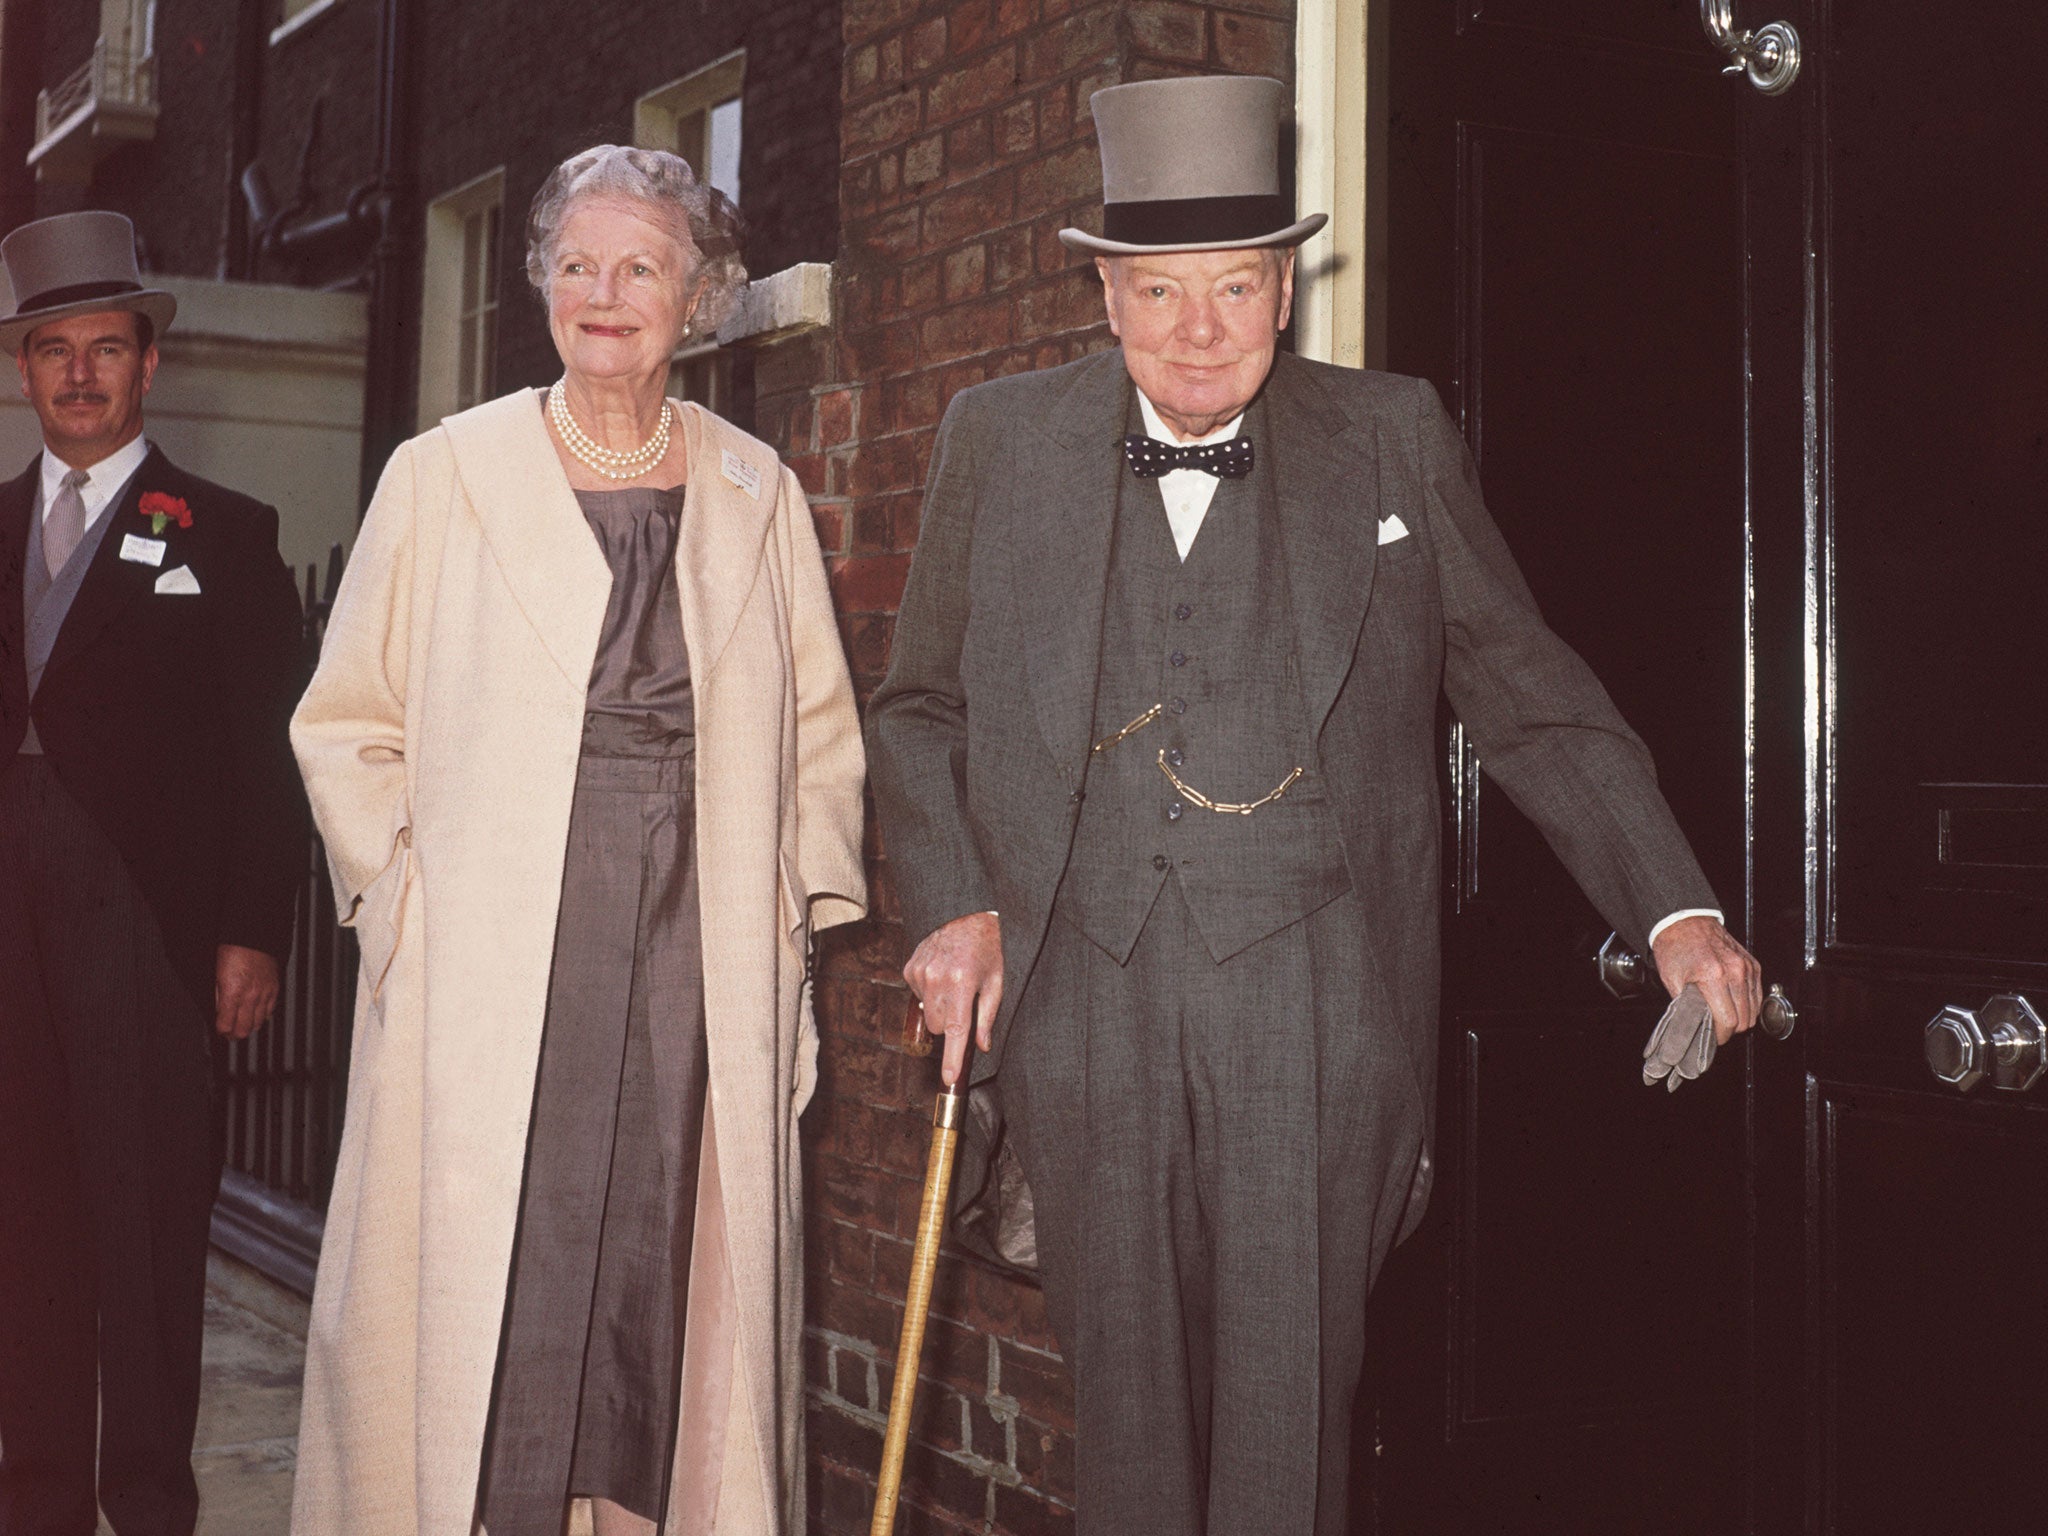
[1122, 433, 1256, 480]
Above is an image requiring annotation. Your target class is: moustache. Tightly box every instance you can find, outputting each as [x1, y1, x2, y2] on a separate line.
[53, 392, 110, 406]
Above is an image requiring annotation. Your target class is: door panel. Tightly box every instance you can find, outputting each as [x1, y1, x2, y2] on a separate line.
[1462, 0, 1711, 56]
[1459, 1016, 1744, 1422]
[1368, 4, 1750, 1532]
[1756, 3, 2048, 1534]
[1819, 1079, 2048, 1533]
[1820, 0, 2048, 963]
[1457, 122, 1747, 931]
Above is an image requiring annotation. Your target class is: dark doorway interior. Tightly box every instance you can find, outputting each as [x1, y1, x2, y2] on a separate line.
[1359, 3, 2048, 1533]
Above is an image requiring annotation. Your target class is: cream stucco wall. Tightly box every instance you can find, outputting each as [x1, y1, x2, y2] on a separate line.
[0, 275, 367, 582]
[1295, 0, 1383, 371]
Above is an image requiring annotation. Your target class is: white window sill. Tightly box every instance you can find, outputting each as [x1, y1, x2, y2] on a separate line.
[716, 262, 831, 347]
[271, 0, 344, 48]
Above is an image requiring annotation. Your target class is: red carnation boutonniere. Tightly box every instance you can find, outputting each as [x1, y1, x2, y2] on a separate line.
[139, 491, 193, 536]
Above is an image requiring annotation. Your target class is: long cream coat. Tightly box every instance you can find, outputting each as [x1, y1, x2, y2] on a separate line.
[288, 390, 866, 1535]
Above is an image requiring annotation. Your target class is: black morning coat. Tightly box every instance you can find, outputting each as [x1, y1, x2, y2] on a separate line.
[0, 444, 311, 1013]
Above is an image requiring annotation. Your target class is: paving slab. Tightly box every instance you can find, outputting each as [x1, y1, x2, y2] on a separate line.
[192, 1291, 303, 1535]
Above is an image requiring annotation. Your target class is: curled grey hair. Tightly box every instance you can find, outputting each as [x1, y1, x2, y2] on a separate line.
[525, 145, 748, 332]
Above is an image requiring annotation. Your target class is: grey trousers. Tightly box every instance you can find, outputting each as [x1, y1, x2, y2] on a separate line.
[0, 756, 220, 1536]
[1005, 881, 1424, 1536]
[480, 754, 708, 1535]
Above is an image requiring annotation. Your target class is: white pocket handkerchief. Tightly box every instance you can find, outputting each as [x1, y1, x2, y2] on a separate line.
[154, 565, 201, 596]
[1378, 513, 1411, 546]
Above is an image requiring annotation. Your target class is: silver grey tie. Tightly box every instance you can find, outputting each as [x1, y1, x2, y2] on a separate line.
[42, 467, 91, 577]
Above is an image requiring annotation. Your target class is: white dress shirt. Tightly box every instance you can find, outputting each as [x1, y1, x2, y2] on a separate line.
[1135, 390, 1244, 562]
[1129, 391, 1721, 948]
[40, 434, 151, 531]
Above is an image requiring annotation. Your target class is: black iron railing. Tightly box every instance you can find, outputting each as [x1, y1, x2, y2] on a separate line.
[212, 544, 353, 1293]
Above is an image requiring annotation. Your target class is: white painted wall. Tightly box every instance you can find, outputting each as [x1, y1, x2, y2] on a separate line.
[0, 274, 367, 583]
[1294, 0, 1380, 370]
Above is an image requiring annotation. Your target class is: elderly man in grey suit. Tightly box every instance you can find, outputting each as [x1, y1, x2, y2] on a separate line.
[866, 75, 1761, 1536]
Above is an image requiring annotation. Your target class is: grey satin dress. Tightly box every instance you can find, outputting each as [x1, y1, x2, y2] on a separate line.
[480, 484, 707, 1534]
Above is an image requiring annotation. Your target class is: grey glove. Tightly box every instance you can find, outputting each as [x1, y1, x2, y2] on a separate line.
[1642, 983, 1717, 1092]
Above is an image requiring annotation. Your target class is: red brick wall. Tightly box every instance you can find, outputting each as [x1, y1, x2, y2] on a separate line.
[756, 3, 1296, 1531]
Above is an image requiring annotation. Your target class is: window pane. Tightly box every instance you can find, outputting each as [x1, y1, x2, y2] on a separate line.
[675, 108, 708, 177]
[708, 97, 742, 201]
[478, 301, 497, 402]
[672, 351, 730, 415]
[460, 210, 482, 316]
[458, 313, 478, 408]
[482, 203, 501, 304]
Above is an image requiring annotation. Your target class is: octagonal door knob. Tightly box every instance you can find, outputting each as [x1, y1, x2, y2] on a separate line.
[1925, 995, 2045, 1093]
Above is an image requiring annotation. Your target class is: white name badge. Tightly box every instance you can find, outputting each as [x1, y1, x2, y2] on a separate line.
[119, 533, 168, 567]
[720, 448, 762, 501]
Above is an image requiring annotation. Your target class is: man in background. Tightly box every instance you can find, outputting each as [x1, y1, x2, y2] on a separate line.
[0, 210, 307, 1536]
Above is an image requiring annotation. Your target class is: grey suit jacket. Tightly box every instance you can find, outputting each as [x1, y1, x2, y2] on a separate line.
[866, 347, 1716, 1121]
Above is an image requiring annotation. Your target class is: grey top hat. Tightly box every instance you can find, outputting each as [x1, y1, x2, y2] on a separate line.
[0, 210, 176, 353]
[1059, 75, 1327, 256]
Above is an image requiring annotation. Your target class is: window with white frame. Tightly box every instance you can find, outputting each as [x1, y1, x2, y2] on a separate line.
[668, 345, 733, 419]
[416, 168, 505, 432]
[636, 52, 743, 202]
[455, 201, 501, 409]
[638, 54, 744, 418]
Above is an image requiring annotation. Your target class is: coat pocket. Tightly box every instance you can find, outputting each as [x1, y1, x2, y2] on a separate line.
[782, 850, 819, 1113]
[350, 835, 413, 1002]
[778, 850, 808, 951]
[792, 984, 821, 1116]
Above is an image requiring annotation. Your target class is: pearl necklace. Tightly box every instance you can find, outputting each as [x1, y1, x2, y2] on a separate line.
[548, 380, 674, 480]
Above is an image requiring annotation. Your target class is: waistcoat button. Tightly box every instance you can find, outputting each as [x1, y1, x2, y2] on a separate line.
[1174, 603, 1193, 621]
[1167, 801, 1185, 822]
[1169, 697, 1186, 715]
[1152, 854, 1169, 871]
[1166, 748, 1184, 767]
[1169, 649, 1187, 667]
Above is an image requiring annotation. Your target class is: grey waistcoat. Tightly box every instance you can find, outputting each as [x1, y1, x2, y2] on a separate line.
[1054, 416, 1352, 964]
[20, 473, 127, 752]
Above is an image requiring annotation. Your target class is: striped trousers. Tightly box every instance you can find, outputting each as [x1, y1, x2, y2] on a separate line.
[0, 755, 220, 1536]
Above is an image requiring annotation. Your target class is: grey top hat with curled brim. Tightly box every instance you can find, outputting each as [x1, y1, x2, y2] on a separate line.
[1059, 75, 1328, 257]
[0, 210, 176, 354]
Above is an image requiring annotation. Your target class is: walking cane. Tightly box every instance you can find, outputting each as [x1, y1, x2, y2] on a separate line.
[869, 1027, 973, 1536]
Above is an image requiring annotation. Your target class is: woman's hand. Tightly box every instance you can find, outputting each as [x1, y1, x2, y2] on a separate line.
[904, 911, 1002, 1086]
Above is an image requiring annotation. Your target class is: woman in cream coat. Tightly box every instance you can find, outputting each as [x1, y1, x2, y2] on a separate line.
[289, 147, 865, 1535]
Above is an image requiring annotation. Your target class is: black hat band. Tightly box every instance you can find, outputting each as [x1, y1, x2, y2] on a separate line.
[13, 278, 144, 316]
[1099, 194, 1294, 247]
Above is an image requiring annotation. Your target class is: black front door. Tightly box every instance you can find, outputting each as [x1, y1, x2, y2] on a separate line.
[1363, 3, 2048, 1533]
[1748, 4, 2048, 1532]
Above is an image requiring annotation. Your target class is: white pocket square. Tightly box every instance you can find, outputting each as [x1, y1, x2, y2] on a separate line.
[1378, 514, 1411, 546]
[154, 565, 201, 595]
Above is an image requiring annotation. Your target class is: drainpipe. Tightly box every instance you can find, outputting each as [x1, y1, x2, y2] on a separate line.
[0, 0, 43, 234]
[356, 0, 419, 509]
[221, 0, 265, 277]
